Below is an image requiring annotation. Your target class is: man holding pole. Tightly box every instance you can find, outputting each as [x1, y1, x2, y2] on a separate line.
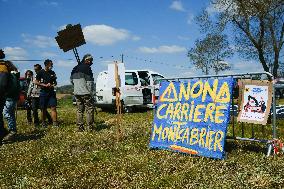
[70, 54, 95, 132]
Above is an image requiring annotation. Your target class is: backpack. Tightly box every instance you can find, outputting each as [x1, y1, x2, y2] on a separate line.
[0, 60, 10, 96]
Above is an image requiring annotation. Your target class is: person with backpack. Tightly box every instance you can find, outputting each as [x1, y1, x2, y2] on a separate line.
[2, 62, 21, 141]
[24, 70, 33, 125]
[0, 49, 10, 144]
[34, 59, 58, 128]
[70, 54, 95, 132]
[27, 64, 52, 127]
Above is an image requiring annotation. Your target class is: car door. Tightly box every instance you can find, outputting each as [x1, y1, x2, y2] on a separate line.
[122, 71, 144, 106]
[150, 73, 164, 104]
[96, 72, 112, 105]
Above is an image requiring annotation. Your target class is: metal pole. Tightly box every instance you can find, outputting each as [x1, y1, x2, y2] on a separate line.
[272, 82, 277, 138]
[232, 85, 235, 138]
[73, 48, 80, 64]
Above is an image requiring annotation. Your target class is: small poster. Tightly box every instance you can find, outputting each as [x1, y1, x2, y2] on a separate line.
[237, 79, 272, 125]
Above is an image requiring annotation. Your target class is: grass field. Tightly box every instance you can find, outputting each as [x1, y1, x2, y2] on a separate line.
[0, 96, 284, 188]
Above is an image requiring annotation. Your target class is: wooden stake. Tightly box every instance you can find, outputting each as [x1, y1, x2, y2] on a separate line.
[114, 62, 122, 140]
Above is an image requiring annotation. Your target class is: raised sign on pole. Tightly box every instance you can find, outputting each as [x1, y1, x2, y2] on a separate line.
[55, 24, 86, 52]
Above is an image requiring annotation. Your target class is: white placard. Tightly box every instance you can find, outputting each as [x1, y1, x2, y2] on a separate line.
[107, 62, 125, 88]
[237, 80, 272, 125]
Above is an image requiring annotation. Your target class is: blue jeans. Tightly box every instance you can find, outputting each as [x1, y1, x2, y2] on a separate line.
[3, 99, 17, 132]
[0, 97, 5, 132]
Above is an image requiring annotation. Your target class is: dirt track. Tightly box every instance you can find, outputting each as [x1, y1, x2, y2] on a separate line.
[56, 93, 71, 99]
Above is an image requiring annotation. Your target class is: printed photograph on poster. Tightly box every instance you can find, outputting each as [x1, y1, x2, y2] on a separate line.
[237, 79, 272, 125]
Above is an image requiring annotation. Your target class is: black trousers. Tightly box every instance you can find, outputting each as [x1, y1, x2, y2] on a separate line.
[0, 96, 6, 134]
[27, 97, 52, 125]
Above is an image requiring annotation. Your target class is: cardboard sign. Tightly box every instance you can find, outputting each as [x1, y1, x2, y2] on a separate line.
[107, 62, 125, 88]
[237, 79, 272, 125]
[55, 24, 86, 52]
[149, 78, 234, 159]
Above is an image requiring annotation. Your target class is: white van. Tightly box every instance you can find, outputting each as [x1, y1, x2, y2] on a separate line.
[95, 70, 164, 112]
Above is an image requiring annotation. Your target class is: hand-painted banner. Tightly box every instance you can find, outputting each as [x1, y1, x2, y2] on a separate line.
[149, 78, 234, 159]
[237, 79, 272, 125]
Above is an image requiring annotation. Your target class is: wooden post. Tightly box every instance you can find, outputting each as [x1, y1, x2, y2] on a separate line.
[114, 62, 122, 140]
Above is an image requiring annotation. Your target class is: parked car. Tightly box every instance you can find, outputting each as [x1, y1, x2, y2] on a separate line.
[18, 77, 28, 108]
[95, 69, 164, 112]
[275, 78, 284, 99]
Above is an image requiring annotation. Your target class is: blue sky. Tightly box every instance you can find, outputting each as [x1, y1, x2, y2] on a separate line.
[0, 0, 264, 86]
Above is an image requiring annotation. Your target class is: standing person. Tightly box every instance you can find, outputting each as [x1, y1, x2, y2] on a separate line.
[3, 62, 21, 141]
[70, 54, 95, 131]
[27, 64, 52, 127]
[25, 70, 33, 124]
[34, 59, 58, 127]
[0, 49, 9, 144]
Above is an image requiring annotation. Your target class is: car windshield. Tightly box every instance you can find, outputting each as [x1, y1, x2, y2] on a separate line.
[152, 74, 164, 85]
[125, 72, 138, 85]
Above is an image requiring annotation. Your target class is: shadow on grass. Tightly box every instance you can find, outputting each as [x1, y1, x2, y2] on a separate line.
[95, 120, 111, 131]
[3, 130, 46, 144]
[225, 140, 267, 154]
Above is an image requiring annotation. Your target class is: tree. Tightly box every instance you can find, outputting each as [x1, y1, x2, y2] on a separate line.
[188, 33, 233, 75]
[202, 0, 284, 78]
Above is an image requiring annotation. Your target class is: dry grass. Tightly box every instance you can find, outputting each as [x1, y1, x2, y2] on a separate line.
[0, 96, 284, 188]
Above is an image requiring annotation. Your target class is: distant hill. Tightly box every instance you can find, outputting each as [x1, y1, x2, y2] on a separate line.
[56, 85, 73, 94]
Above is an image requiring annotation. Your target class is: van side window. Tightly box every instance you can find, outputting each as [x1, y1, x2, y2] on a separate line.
[125, 72, 138, 85]
[152, 74, 164, 85]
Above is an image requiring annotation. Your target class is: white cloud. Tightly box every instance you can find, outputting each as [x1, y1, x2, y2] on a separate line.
[3, 47, 28, 60]
[83, 25, 137, 46]
[178, 36, 190, 41]
[40, 51, 58, 58]
[58, 24, 67, 31]
[40, 1, 58, 6]
[132, 36, 141, 41]
[139, 45, 186, 54]
[187, 14, 194, 25]
[22, 34, 56, 48]
[55, 59, 76, 68]
[99, 60, 115, 66]
[170, 1, 185, 12]
[206, 1, 237, 15]
[231, 60, 264, 73]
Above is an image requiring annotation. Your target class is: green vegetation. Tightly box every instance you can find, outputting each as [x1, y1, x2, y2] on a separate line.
[0, 96, 284, 188]
[56, 85, 73, 94]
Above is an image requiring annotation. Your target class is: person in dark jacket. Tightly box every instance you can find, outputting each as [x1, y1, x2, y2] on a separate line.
[3, 63, 21, 141]
[70, 54, 95, 131]
[0, 49, 9, 144]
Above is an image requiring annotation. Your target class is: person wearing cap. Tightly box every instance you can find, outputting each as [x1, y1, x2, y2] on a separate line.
[70, 54, 95, 131]
[34, 59, 58, 128]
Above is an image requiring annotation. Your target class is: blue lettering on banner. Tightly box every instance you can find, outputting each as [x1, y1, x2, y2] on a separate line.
[149, 78, 234, 159]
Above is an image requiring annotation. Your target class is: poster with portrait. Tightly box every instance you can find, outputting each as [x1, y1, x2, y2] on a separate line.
[237, 79, 272, 125]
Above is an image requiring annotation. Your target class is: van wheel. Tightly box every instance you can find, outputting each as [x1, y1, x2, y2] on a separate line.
[123, 106, 132, 113]
[120, 100, 132, 113]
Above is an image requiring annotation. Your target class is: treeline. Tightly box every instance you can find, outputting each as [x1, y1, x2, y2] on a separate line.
[56, 85, 73, 94]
